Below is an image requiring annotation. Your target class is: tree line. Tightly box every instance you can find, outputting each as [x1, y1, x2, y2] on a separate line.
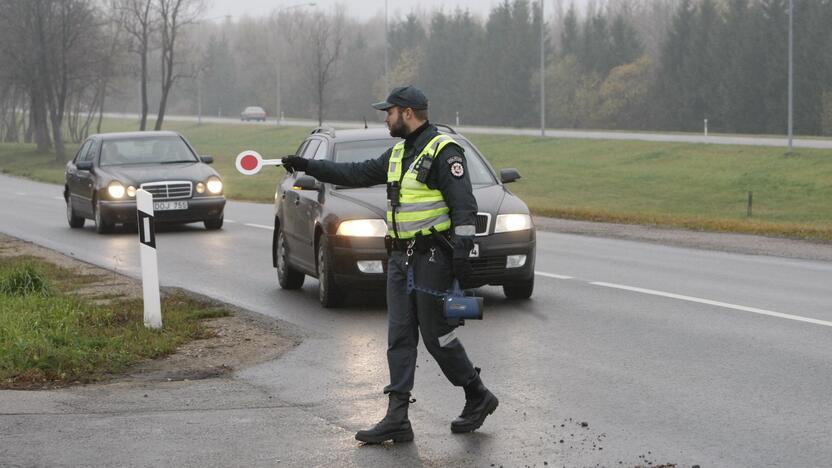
[1, 0, 831, 162]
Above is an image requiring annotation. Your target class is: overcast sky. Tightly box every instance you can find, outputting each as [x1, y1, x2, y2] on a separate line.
[205, 0, 591, 22]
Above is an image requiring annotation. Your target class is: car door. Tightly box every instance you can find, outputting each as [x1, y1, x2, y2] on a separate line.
[281, 139, 316, 271]
[294, 138, 328, 263]
[67, 140, 92, 208]
[286, 138, 321, 270]
[75, 139, 100, 217]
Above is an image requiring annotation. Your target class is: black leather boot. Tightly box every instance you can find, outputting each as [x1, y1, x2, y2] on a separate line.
[451, 368, 499, 433]
[355, 392, 414, 443]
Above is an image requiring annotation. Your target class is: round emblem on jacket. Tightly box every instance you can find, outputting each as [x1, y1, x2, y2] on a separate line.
[450, 162, 464, 178]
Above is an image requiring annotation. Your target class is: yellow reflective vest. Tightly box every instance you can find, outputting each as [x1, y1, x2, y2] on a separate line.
[386, 134, 458, 239]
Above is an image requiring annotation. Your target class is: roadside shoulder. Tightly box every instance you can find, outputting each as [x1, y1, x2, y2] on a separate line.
[0, 233, 300, 389]
[533, 216, 832, 262]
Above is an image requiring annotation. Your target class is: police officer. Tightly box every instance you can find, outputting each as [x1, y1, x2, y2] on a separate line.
[281, 86, 498, 443]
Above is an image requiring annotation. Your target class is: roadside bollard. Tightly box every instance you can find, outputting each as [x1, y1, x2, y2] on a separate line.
[137, 189, 162, 329]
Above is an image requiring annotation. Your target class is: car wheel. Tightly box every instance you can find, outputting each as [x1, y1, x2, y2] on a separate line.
[276, 227, 304, 289]
[503, 277, 534, 300]
[316, 235, 342, 308]
[204, 215, 223, 230]
[94, 199, 113, 234]
[66, 197, 84, 228]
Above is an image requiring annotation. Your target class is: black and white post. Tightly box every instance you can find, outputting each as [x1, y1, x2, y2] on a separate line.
[137, 189, 162, 329]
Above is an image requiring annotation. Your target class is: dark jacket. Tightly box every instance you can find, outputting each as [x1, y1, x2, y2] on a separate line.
[305, 122, 478, 237]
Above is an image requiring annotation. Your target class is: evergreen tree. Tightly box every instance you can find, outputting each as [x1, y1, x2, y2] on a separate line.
[475, 0, 539, 126]
[654, 0, 696, 130]
[419, 9, 484, 124]
[560, 3, 579, 57]
[389, 14, 426, 66]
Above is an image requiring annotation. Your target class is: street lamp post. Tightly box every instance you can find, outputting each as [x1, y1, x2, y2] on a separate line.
[540, 0, 545, 137]
[195, 14, 231, 125]
[787, 0, 794, 154]
[384, 0, 389, 92]
[274, 2, 317, 125]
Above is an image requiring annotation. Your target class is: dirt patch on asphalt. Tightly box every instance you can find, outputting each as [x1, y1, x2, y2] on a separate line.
[0, 233, 299, 387]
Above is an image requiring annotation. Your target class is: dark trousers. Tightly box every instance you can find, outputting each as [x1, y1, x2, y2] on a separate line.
[383, 248, 478, 394]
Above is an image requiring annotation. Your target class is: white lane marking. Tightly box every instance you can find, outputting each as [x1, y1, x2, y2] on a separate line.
[53, 196, 65, 201]
[536, 271, 573, 280]
[15, 192, 25, 196]
[244, 223, 274, 230]
[591, 281, 832, 328]
[224, 219, 237, 223]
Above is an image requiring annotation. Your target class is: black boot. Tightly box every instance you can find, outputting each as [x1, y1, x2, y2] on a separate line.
[451, 368, 499, 433]
[355, 392, 414, 443]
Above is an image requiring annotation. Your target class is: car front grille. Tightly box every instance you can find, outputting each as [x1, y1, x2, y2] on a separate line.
[140, 181, 192, 200]
[475, 213, 491, 236]
[470, 256, 506, 276]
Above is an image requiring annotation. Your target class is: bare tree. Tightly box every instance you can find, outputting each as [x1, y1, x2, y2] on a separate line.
[284, 8, 346, 125]
[121, 0, 157, 130]
[0, 0, 52, 152]
[154, 0, 203, 130]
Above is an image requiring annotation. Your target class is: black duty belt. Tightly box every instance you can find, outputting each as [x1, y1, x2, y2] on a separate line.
[385, 232, 452, 254]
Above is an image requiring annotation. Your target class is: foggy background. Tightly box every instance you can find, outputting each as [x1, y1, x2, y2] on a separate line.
[1, 0, 831, 160]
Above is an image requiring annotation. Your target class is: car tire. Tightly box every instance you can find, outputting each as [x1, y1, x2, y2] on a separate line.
[316, 235, 342, 308]
[276, 227, 304, 289]
[94, 199, 113, 234]
[66, 197, 84, 228]
[204, 216, 223, 230]
[503, 277, 534, 300]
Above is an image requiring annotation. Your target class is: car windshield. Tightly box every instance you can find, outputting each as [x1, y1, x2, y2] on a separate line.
[333, 138, 496, 186]
[99, 136, 198, 166]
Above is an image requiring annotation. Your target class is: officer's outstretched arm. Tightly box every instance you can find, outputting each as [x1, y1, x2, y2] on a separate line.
[282, 150, 390, 188]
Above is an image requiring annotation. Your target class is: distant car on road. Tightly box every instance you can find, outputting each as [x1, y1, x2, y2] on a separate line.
[272, 125, 536, 307]
[64, 131, 226, 233]
[240, 106, 267, 122]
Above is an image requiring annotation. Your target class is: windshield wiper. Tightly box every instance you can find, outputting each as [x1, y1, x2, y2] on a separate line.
[159, 160, 197, 164]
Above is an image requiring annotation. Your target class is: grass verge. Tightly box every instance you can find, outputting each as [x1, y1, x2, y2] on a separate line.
[0, 256, 229, 389]
[1, 118, 831, 241]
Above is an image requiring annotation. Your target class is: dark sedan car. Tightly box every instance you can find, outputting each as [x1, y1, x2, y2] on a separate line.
[272, 125, 536, 307]
[64, 131, 226, 233]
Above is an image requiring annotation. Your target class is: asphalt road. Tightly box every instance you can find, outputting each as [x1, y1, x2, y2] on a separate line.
[105, 112, 832, 150]
[2, 173, 832, 467]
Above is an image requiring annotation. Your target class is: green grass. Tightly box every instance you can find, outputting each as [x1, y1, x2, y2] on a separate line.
[0, 256, 229, 388]
[1, 118, 831, 240]
[470, 135, 832, 239]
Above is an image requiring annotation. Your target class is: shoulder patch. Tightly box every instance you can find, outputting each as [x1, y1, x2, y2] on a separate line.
[446, 155, 464, 166]
[450, 161, 464, 179]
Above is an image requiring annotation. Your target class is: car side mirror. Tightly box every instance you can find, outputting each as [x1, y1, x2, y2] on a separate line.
[293, 175, 321, 191]
[500, 168, 521, 184]
[200, 155, 214, 164]
[76, 161, 93, 171]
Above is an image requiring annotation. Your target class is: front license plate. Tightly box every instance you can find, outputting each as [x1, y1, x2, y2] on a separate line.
[469, 243, 480, 258]
[153, 201, 188, 211]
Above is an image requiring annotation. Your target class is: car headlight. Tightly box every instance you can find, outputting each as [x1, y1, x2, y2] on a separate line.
[107, 181, 126, 199]
[494, 214, 532, 233]
[206, 177, 223, 194]
[126, 186, 136, 197]
[196, 182, 206, 194]
[336, 219, 387, 237]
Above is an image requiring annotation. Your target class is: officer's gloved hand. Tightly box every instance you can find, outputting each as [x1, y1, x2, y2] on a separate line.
[452, 236, 474, 288]
[281, 156, 308, 173]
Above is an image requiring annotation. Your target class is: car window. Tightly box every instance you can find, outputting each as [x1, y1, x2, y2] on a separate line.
[99, 135, 199, 166]
[294, 140, 308, 157]
[301, 139, 321, 159]
[313, 140, 328, 160]
[74, 140, 92, 163]
[333, 138, 497, 185]
[82, 140, 99, 162]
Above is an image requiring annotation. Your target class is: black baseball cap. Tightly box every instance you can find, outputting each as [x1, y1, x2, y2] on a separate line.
[371, 85, 429, 110]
